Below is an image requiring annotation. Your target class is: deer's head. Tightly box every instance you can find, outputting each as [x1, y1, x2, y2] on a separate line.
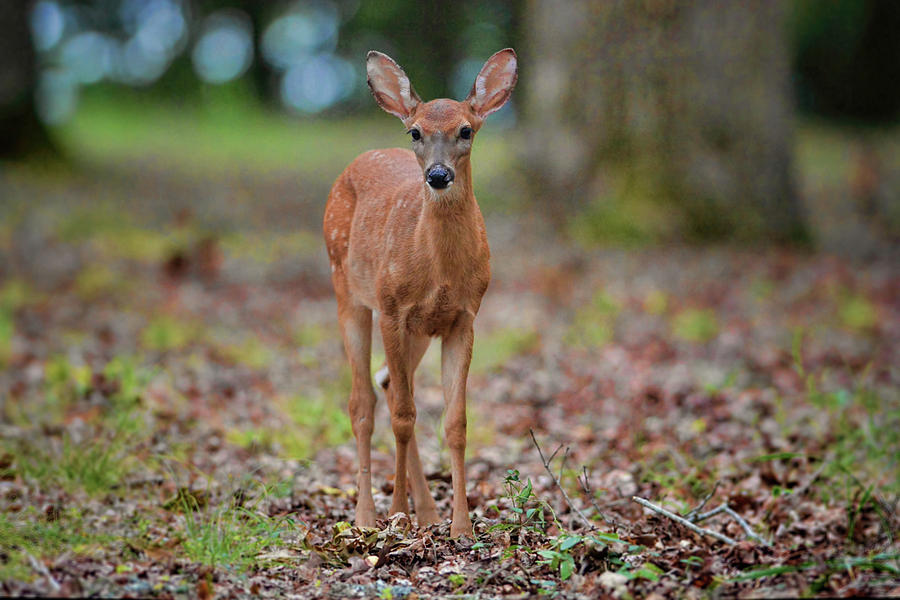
[366, 49, 517, 195]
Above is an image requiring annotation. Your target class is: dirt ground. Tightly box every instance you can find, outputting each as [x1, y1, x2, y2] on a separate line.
[1, 163, 898, 598]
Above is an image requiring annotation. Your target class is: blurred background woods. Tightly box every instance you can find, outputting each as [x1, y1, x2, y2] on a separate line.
[524, 1, 800, 240]
[3, 4, 900, 594]
[0, 0, 898, 248]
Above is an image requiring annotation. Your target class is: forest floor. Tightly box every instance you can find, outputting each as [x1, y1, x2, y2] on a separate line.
[1, 121, 899, 598]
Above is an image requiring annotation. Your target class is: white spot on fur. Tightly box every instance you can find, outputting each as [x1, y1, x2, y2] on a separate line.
[374, 365, 390, 388]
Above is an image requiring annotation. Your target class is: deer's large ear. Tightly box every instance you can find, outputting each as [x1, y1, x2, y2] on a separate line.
[466, 48, 517, 118]
[367, 51, 421, 120]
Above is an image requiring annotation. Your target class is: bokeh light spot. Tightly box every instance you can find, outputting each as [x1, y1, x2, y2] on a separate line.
[30, 0, 65, 52]
[262, 2, 339, 70]
[61, 31, 115, 84]
[36, 69, 78, 124]
[280, 54, 355, 113]
[192, 11, 254, 85]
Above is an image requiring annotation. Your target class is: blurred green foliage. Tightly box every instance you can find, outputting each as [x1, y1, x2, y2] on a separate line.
[566, 291, 621, 349]
[672, 309, 719, 344]
[470, 327, 539, 374]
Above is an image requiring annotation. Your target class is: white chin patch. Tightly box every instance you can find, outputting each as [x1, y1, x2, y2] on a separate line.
[429, 181, 454, 200]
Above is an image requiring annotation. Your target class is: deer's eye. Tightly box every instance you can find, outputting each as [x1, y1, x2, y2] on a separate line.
[459, 126, 472, 140]
[409, 129, 421, 141]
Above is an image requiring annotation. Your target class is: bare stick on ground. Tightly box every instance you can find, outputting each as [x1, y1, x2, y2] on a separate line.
[25, 551, 60, 594]
[691, 504, 771, 546]
[684, 481, 719, 522]
[632, 496, 739, 546]
[529, 429, 595, 531]
[633, 494, 772, 546]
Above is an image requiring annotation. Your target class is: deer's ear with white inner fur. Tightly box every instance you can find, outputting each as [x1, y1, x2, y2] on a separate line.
[466, 48, 517, 119]
[367, 51, 421, 120]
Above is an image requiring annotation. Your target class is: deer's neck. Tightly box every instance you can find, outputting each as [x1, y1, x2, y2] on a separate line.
[415, 167, 485, 276]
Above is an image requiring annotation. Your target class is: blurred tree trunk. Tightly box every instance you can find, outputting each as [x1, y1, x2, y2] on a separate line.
[0, 1, 54, 158]
[521, 0, 807, 242]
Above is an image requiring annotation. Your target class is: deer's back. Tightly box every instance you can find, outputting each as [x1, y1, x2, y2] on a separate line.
[324, 148, 424, 301]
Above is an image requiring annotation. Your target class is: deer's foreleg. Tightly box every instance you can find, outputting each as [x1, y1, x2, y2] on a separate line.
[381, 318, 415, 518]
[441, 313, 475, 537]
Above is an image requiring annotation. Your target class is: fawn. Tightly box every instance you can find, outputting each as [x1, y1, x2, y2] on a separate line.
[323, 49, 517, 537]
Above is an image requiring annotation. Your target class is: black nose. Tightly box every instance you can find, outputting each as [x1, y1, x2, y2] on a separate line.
[426, 164, 454, 189]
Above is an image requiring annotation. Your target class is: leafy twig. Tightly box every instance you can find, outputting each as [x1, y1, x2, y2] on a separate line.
[529, 429, 595, 531]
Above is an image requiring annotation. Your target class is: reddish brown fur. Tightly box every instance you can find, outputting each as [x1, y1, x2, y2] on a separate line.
[323, 49, 516, 537]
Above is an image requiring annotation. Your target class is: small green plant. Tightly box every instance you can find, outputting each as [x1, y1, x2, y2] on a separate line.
[180, 489, 294, 571]
[9, 429, 136, 496]
[61, 436, 132, 495]
[4, 356, 153, 495]
[491, 469, 549, 535]
[490, 470, 627, 582]
[0, 507, 113, 582]
[672, 308, 719, 343]
[620, 561, 664, 582]
[537, 534, 581, 580]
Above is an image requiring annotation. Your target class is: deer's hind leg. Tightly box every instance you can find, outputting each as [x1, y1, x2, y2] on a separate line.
[335, 287, 378, 528]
